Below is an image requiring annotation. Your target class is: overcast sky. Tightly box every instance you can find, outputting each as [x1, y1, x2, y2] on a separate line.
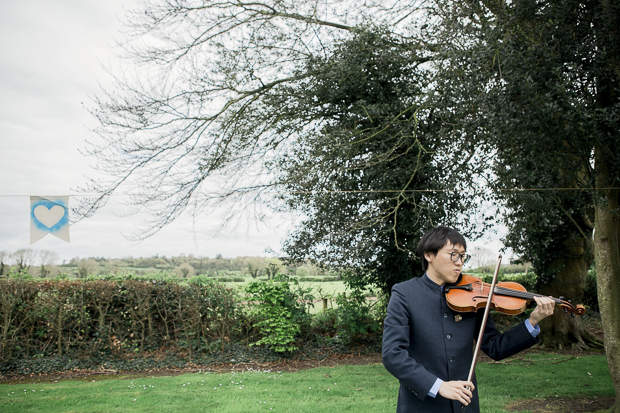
[0, 1, 507, 265]
[0, 0, 292, 262]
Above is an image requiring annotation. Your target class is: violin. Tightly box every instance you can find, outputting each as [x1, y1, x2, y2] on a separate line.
[444, 273, 586, 317]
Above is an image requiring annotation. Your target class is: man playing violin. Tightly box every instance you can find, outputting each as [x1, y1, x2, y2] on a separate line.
[382, 226, 556, 413]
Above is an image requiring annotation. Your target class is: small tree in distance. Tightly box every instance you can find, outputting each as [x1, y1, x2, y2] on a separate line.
[469, 246, 495, 273]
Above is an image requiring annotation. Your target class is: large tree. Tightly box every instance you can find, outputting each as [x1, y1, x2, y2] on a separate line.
[80, 1, 486, 293]
[435, 0, 619, 407]
[274, 28, 486, 292]
[79, 0, 424, 237]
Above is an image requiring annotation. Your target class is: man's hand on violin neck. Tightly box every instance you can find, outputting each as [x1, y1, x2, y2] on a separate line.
[438, 380, 475, 405]
[529, 296, 556, 327]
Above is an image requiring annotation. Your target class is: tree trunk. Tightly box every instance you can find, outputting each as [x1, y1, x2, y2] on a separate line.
[592, 0, 620, 407]
[594, 147, 620, 413]
[538, 232, 602, 350]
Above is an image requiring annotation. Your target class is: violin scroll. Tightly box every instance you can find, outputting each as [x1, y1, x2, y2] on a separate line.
[557, 299, 586, 317]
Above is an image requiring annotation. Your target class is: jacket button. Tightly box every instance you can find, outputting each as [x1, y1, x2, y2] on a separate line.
[449, 357, 455, 362]
[443, 313, 448, 318]
[446, 334, 452, 340]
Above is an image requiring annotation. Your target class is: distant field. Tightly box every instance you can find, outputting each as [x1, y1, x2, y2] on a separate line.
[223, 278, 357, 314]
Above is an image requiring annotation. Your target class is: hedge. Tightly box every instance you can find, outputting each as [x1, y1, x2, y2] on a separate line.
[0, 278, 255, 364]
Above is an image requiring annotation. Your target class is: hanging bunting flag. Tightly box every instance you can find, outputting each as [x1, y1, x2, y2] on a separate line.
[30, 196, 70, 244]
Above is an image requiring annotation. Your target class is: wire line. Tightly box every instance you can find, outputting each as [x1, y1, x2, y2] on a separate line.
[0, 187, 618, 197]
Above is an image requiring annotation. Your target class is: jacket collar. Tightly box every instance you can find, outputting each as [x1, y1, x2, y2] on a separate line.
[423, 273, 444, 294]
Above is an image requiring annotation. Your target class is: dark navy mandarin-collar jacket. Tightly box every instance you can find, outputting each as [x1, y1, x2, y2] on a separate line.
[382, 275, 539, 413]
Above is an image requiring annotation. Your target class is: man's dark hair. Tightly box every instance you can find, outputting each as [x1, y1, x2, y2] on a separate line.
[417, 226, 467, 271]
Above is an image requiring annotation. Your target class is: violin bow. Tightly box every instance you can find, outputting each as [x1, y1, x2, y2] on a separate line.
[461, 254, 502, 413]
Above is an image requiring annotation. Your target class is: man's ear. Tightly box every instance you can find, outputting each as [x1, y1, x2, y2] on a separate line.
[424, 251, 434, 263]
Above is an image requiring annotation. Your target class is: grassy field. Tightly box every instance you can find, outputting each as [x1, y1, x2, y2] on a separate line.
[223, 277, 350, 296]
[0, 354, 613, 413]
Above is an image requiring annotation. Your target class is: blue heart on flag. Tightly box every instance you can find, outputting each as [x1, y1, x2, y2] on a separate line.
[30, 196, 70, 244]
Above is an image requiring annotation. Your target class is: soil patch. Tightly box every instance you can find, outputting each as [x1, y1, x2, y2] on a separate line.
[506, 396, 615, 413]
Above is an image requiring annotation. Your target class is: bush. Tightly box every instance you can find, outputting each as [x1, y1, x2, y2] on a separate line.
[298, 276, 340, 282]
[216, 277, 245, 283]
[312, 309, 338, 335]
[245, 276, 313, 352]
[0, 278, 249, 365]
[333, 289, 381, 343]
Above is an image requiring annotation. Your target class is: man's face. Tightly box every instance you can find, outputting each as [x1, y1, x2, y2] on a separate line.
[424, 241, 466, 286]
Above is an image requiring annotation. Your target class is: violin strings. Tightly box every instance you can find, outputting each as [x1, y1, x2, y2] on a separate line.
[470, 281, 571, 307]
[479, 283, 548, 300]
[493, 286, 562, 304]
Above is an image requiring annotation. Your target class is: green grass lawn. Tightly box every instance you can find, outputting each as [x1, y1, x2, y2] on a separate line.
[0, 364, 394, 413]
[0, 354, 613, 413]
[476, 353, 614, 412]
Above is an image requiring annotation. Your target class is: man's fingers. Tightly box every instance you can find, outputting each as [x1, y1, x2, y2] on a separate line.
[534, 296, 555, 315]
[459, 386, 473, 405]
[464, 381, 475, 392]
[438, 380, 475, 404]
[462, 381, 474, 404]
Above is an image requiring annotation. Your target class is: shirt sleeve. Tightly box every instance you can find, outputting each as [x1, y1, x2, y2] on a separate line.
[524, 318, 541, 338]
[427, 378, 444, 398]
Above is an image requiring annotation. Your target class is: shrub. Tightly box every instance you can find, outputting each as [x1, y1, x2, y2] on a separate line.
[333, 288, 381, 343]
[298, 276, 340, 282]
[312, 309, 338, 335]
[215, 277, 245, 282]
[0, 278, 248, 365]
[245, 276, 313, 352]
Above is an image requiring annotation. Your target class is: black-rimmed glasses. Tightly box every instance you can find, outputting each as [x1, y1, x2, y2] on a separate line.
[443, 251, 471, 264]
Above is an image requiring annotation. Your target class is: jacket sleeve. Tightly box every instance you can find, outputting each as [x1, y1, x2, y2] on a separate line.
[382, 283, 437, 401]
[477, 313, 540, 361]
